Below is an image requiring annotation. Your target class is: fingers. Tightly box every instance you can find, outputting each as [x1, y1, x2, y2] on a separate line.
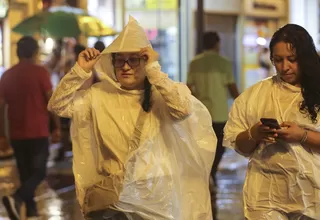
[281, 121, 293, 127]
[262, 137, 277, 143]
[141, 47, 151, 52]
[139, 48, 149, 59]
[81, 48, 101, 61]
[259, 125, 276, 133]
[274, 129, 287, 135]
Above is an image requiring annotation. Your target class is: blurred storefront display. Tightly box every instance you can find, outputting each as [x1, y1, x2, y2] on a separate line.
[2, 0, 302, 88]
[124, 0, 180, 80]
[289, 0, 319, 50]
[242, 0, 287, 89]
[242, 18, 278, 89]
[87, 0, 116, 48]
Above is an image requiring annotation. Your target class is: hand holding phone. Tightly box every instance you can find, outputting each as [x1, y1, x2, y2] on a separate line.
[260, 118, 281, 129]
[250, 121, 278, 143]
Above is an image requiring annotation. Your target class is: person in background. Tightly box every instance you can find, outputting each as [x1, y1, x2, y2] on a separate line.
[0, 36, 60, 220]
[224, 24, 320, 219]
[187, 31, 239, 185]
[44, 39, 63, 77]
[94, 40, 106, 53]
[187, 31, 240, 220]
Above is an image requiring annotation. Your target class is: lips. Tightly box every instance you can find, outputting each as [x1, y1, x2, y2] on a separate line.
[281, 73, 294, 77]
[121, 73, 133, 78]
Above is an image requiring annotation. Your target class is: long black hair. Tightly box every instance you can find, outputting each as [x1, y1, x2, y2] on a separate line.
[269, 24, 320, 123]
[111, 53, 152, 112]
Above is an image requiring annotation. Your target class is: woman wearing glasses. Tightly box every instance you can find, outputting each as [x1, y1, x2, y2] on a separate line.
[48, 17, 216, 220]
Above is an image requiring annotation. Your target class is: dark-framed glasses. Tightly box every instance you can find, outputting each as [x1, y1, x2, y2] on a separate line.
[113, 57, 142, 68]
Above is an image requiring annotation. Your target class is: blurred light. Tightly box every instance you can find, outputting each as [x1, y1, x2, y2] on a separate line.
[48, 199, 62, 216]
[256, 37, 267, 46]
[45, 38, 55, 51]
[81, 16, 93, 23]
[49, 216, 64, 220]
[166, 27, 177, 36]
[243, 34, 257, 46]
[37, 1, 43, 10]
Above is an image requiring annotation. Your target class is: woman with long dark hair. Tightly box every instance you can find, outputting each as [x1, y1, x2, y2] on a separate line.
[224, 24, 320, 219]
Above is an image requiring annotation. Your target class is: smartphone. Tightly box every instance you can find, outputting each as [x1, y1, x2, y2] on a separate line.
[260, 118, 281, 129]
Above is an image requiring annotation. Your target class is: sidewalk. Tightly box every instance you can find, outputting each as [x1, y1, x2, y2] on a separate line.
[0, 145, 247, 220]
[0, 143, 82, 220]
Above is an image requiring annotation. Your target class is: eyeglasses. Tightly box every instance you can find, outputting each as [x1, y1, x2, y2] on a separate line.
[113, 57, 142, 68]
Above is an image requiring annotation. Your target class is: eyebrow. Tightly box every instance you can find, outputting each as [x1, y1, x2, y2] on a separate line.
[273, 55, 296, 58]
[115, 54, 139, 58]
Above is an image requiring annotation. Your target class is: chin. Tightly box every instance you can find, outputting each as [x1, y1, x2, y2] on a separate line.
[281, 76, 298, 85]
[119, 81, 137, 90]
[119, 78, 145, 90]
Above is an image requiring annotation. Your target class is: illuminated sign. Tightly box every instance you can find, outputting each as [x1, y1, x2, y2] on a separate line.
[146, 0, 177, 9]
[253, 0, 276, 10]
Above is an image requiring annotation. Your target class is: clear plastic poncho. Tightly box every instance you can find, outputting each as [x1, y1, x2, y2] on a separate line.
[223, 76, 320, 220]
[48, 16, 217, 220]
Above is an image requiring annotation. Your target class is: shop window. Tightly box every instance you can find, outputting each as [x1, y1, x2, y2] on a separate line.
[87, 0, 116, 48]
[125, 0, 179, 80]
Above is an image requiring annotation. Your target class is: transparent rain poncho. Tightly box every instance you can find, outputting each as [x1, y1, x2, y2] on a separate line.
[48, 16, 217, 220]
[224, 76, 320, 220]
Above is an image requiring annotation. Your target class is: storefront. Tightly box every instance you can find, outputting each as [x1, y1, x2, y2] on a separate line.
[187, 0, 288, 91]
[87, 0, 117, 48]
[124, 0, 180, 80]
[288, 0, 319, 50]
[187, 0, 242, 87]
[241, 0, 288, 89]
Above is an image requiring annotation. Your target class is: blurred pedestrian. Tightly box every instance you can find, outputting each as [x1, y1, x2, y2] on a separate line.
[187, 31, 240, 220]
[0, 36, 60, 220]
[188, 31, 239, 185]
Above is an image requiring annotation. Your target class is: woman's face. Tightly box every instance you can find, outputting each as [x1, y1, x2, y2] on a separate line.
[272, 41, 300, 86]
[113, 52, 146, 90]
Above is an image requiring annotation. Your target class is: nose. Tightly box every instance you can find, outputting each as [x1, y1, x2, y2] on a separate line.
[282, 60, 290, 73]
[122, 61, 131, 71]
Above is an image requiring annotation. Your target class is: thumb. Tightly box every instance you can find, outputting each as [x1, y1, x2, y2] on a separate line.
[255, 121, 262, 127]
[94, 54, 102, 62]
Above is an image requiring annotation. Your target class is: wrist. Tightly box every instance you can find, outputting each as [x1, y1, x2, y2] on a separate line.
[300, 129, 308, 144]
[76, 62, 92, 74]
[248, 126, 257, 143]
